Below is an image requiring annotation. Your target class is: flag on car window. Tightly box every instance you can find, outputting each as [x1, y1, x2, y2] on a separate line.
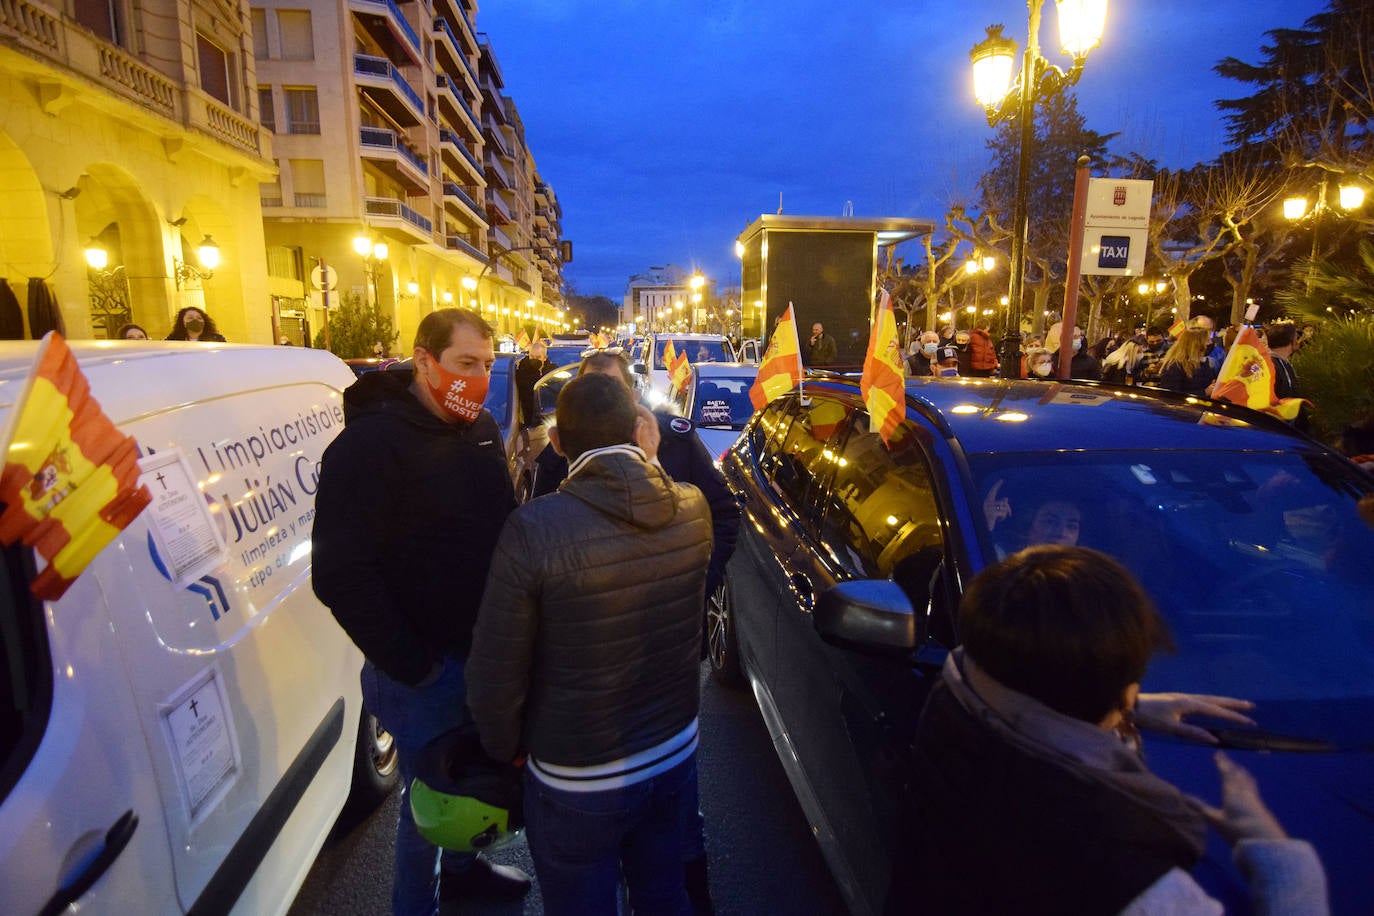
[668, 345, 692, 398]
[0, 332, 152, 600]
[516, 329, 531, 350]
[749, 303, 803, 409]
[1211, 325, 1305, 421]
[861, 289, 906, 446]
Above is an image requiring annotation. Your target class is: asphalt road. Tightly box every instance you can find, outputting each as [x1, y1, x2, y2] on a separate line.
[289, 665, 849, 915]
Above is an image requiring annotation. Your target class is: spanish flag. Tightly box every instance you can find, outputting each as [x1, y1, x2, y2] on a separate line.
[589, 331, 608, 348]
[668, 344, 692, 398]
[861, 289, 906, 446]
[1211, 325, 1305, 421]
[0, 333, 152, 600]
[515, 329, 531, 350]
[1168, 318, 1186, 338]
[749, 304, 803, 409]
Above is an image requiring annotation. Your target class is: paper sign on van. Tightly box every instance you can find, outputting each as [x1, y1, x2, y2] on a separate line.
[160, 666, 241, 824]
[139, 448, 228, 587]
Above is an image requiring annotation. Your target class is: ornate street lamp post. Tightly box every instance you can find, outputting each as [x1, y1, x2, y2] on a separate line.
[970, 0, 1107, 377]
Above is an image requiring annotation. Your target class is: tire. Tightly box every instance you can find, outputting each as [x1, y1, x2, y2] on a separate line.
[347, 708, 400, 813]
[706, 577, 745, 688]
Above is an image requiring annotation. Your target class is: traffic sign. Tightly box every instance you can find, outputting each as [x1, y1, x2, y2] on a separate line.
[310, 265, 338, 291]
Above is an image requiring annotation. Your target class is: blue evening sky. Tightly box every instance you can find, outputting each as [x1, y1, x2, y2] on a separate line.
[477, 1, 1328, 300]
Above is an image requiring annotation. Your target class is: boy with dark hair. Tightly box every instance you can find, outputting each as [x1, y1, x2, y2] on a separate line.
[466, 371, 713, 914]
[907, 545, 1326, 915]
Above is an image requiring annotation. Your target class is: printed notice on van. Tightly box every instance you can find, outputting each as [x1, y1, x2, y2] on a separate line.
[138, 449, 227, 587]
[160, 667, 241, 823]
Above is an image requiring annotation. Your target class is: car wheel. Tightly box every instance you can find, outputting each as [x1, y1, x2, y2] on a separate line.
[707, 577, 744, 688]
[348, 708, 400, 812]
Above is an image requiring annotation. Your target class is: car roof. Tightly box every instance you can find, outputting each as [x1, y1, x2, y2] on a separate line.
[804, 376, 1315, 455]
[693, 362, 758, 377]
[650, 333, 729, 341]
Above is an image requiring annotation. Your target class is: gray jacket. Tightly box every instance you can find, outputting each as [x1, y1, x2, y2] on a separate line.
[466, 447, 712, 765]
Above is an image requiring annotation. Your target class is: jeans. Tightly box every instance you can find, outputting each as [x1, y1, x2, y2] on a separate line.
[524, 753, 699, 916]
[361, 658, 473, 916]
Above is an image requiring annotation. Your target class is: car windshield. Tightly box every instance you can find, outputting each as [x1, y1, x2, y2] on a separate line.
[654, 339, 730, 369]
[967, 450, 1374, 749]
[545, 346, 587, 368]
[482, 358, 512, 428]
[691, 376, 756, 429]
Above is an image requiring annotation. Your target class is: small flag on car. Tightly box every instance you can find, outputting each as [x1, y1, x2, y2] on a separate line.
[749, 304, 803, 409]
[861, 289, 906, 446]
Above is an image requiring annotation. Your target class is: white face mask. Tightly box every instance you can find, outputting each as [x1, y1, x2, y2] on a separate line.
[1031, 363, 1052, 377]
[1073, 338, 1084, 353]
[922, 342, 938, 356]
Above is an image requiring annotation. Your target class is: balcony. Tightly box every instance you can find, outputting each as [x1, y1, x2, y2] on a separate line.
[436, 75, 480, 139]
[445, 233, 485, 261]
[486, 190, 512, 225]
[442, 181, 487, 226]
[484, 152, 512, 191]
[481, 78, 508, 125]
[354, 54, 424, 127]
[489, 224, 513, 253]
[438, 127, 483, 184]
[365, 195, 434, 244]
[349, 0, 423, 67]
[294, 193, 327, 208]
[359, 125, 429, 192]
[432, 18, 479, 90]
[482, 118, 509, 158]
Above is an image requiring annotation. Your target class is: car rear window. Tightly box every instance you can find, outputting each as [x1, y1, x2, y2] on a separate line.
[653, 339, 730, 369]
[967, 450, 1374, 748]
[691, 376, 755, 428]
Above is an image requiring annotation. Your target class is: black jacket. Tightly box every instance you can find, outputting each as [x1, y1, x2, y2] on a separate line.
[514, 355, 552, 428]
[1156, 361, 1216, 397]
[466, 450, 711, 764]
[807, 333, 837, 366]
[529, 411, 739, 591]
[312, 369, 516, 684]
[906, 351, 934, 377]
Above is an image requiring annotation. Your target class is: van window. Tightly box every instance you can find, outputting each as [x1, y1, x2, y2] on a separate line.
[0, 546, 50, 803]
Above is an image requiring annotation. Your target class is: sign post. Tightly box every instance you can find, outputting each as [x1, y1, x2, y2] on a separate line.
[311, 260, 338, 352]
[1079, 177, 1153, 278]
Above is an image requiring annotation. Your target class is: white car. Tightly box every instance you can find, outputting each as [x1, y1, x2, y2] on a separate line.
[0, 341, 394, 915]
[633, 333, 734, 408]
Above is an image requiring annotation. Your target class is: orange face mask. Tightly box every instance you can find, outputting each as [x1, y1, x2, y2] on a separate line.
[422, 357, 488, 423]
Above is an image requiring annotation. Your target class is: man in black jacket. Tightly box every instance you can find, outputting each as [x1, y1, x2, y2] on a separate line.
[514, 338, 552, 428]
[467, 372, 712, 914]
[312, 308, 529, 915]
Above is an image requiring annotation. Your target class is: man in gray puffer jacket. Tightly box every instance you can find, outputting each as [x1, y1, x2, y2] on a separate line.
[467, 372, 712, 915]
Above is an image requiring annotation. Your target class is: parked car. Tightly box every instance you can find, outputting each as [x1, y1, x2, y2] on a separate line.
[665, 362, 760, 461]
[633, 333, 734, 407]
[0, 342, 398, 915]
[713, 375, 1374, 916]
[544, 332, 593, 369]
[484, 352, 549, 502]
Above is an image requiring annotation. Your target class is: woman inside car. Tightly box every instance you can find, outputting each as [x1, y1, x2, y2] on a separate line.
[903, 545, 1327, 915]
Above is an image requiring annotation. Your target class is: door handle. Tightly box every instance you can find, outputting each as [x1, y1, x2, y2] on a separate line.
[733, 491, 748, 507]
[789, 572, 814, 610]
[37, 810, 139, 916]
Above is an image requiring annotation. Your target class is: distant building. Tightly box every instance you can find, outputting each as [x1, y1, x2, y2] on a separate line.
[622, 265, 717, 333]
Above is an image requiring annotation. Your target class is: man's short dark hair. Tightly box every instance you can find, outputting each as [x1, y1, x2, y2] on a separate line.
[958, 545, 1174, 723]
[1146, 326, 1164, 337]
[578, 350, 634, 388]
[414, 308, 493, 355]
[1265, 323, 1297, 350]
[556, 372, 637, 461]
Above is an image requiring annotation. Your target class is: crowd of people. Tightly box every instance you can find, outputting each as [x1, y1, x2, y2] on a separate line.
[113, 306, 227, 342]
[303, 308, 1335, 916]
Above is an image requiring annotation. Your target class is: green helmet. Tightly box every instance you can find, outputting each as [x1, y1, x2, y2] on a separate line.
[409, 724, 523, 853]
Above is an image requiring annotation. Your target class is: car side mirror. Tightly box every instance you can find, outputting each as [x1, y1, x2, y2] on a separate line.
[814, 580, 919, 656]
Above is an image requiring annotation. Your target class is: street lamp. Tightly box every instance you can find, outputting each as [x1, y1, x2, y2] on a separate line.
[970, 0, 1107, 376]
[173, 235, 220, 289]
[353, 235, 387, 307]
[1284, 174, 1366, 293]
[964, 253, 997, 330]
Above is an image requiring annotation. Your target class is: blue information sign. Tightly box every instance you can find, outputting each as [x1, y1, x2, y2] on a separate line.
[1097, 236, 1130, 270]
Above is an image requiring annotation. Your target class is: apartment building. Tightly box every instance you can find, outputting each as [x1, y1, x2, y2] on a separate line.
[0, 0, 275, 340]
[253, 0, 566, 348]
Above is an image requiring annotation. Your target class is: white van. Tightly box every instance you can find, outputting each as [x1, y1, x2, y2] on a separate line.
[0, 341, 396, 915]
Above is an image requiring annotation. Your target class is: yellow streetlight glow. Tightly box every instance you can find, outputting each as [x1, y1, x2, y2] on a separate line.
[461, 276, 478, 291]
[407, 281, 419, 295]
[970, 25, 1016, 107]
[84, 241, 108, 270]
[1056, 0, 1108, 58]
[196, 236, 220, 270]
[353, 235, 372, 256]
[1339, 184, 1366, 210]
[442, 291, 453, 303]
[1283, 197, 1309, 220]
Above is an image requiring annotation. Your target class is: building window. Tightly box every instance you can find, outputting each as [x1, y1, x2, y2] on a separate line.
[258, 87, 275, 131]
[250, 9, 269, 59]
[73, 0, 120, 44]
[290, 159, 326, 207]
[277, 10, 314, 60]
[197, 33, 232, 107]
[284, 88, 320, 134]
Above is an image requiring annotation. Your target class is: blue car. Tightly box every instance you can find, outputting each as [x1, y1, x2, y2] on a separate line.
[712, 376, 1373, 915]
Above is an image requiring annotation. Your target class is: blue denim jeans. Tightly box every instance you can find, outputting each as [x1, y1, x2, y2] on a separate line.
[524, 753, 698, 916]
[360, 658, 473, 916]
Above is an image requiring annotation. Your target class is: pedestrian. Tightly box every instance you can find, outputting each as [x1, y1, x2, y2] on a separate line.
[906, 331, 940, 377]
[515, 338, 553, 428]
[466, 372, 713, 915]
[806, 321, 837, 366]
[967, 324, 998, 377]
[1024, 346, 1054, 379]
[1264, 323, 1300, 401]
[903, 545, 1326, 914]
[1190, 315, 1226, 373]
[116, 322, 148, 340]
[165, 306, 225, 342]
[1051, 326, 1102, 380]
[1101, 336, 1147, 385]
[1153, 328, 1217, 397]
[311, 308, 530, 915]
[933, 344, 961, 378]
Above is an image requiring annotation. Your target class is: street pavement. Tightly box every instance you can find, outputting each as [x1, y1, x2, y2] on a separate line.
[289, 665, 849, 915]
